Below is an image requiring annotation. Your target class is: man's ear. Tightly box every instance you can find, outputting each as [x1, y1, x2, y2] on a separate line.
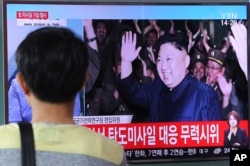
[185, 54, 191, 68]
[16, 73, 30, 95]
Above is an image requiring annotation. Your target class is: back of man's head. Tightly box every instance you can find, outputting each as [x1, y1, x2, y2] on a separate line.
[15, 27, 89, 103]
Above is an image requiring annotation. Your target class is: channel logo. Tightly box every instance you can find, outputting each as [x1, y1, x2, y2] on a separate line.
[230, 150, 250, 166]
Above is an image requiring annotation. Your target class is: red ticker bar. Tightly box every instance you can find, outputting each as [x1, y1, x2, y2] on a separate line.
[84, 120, 248, 149]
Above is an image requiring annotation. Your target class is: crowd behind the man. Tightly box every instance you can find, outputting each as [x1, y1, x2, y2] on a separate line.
[84, 19, 248, 122]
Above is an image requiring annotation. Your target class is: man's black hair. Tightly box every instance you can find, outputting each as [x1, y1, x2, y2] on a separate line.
[153, 32, 189, 57]
[15, 27, 89, 103]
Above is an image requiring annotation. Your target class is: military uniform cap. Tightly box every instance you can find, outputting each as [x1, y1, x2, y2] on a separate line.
[207, 48, 226, 66]
[190, 50, 207, 67]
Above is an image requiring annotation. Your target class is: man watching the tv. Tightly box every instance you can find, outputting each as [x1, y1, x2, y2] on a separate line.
[118, 31, 222, 122]
[0, 26, 127, 165]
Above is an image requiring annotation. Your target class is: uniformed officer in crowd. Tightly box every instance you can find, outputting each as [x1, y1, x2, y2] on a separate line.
[205, 48, 247, 119]
[189, 50, 207, 82]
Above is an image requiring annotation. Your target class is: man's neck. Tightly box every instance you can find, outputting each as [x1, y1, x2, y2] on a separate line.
[30, 97, 76, 124]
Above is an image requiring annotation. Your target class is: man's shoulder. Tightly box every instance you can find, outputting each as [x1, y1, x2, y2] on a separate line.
[0, 123, 123, 150]
[0, 124, 126, 165]
[0, 123, 19, 134]
[78, 125, 124, 148]
[34, 124, 125, 165]
[66, 125, 126, 165]
[0, 124, 125, 165]
[0, 124, 20, 148]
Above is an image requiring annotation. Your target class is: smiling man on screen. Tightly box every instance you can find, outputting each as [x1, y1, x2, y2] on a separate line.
[118, 31, 222, 122]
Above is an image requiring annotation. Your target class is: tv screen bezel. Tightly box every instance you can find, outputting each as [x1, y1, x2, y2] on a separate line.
[2, 0, 250, 164]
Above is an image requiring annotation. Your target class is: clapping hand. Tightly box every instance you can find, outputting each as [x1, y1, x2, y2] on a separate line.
[217, 73, 233, 98]
[229, 22, 247, 80]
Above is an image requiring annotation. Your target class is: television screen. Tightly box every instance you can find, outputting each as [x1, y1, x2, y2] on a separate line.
[3, 0, 249, 163]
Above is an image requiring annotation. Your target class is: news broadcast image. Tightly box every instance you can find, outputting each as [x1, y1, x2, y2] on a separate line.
[4, 3, 249, 163]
